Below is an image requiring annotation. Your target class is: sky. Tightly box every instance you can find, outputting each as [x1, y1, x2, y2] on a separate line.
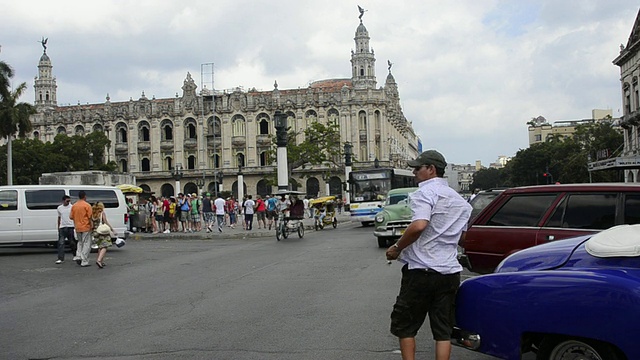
[1, 1, 639, 166]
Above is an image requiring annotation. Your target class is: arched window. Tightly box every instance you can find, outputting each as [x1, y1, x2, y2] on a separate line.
[306, 177, 320, 197]
[256, 179, 272, 197]
[259, 151, 269, 166]
[161, 120, 173, 141]
[212, 154, 221, 169]
[161, 183, 174, 197]
[75, 125, 84, 136]
[188, 155, 196, 169]
[207, 116, 222, 136]
[164, 156, 173, 171]
[232, 115, 246, 136]
[57, 126, 66, 135]
[360, 144, 367, 162]
[305, 110, 317, 127]
[358, 111, 367, 130]
[141, 158, 150, 172]
[257, 113, 270, 135]
[116, 122, 128, 143]
[360, 68, 364, 76]
[138, 121, 150, 142]
[237, 153, 245, 168]
[286, 111, 296, 133]
[185, 118, 197, 139]
[33, 131, 39, 140]
[328, 109, 339, 125]
[120, 159, 128, 173]
[375, 110, 381, 131]
[93, 124, 103, 132]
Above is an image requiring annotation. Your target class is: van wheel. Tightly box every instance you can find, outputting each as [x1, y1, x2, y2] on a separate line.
[537, 336, 622, 360]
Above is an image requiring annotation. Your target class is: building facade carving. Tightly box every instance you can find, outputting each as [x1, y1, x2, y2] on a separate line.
[28, 15, 419, 198]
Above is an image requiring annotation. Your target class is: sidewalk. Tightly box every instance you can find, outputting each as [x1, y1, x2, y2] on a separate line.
[129, 212, 353, 241]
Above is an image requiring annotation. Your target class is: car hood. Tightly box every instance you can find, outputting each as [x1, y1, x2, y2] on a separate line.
[496, 234, 591, 273]
[381, 203, 412, 218]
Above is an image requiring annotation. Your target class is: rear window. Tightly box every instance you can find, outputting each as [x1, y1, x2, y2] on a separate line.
[25, 189, 66, 210]
[487, 194, 558, 227]
[546, 193, 617, 230]
[69, 189, 120, 208]
[0, 190, 18, 211]
[624, 194, 640, 224]
[469, 192, 502, 219]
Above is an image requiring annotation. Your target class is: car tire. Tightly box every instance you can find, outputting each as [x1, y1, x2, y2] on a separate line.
[377, 236, 391, 248]
[537, 337, 622, 360]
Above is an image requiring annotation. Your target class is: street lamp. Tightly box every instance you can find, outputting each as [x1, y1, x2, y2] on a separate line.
[237, 165, 244, 201]
[274, 110, 289, 191]
[344, 142, 353, 208]
[195, 177, 204, 195]
[172, 164, 184, 196]
[216, 170, 224, 195]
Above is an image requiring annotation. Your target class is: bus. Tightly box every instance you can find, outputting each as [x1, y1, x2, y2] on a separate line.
[348, 168, 416, 225]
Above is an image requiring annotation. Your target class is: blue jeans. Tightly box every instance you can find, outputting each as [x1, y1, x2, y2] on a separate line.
[57, 227, 75, 260]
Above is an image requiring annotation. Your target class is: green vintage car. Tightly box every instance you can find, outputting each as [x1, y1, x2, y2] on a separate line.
[373, 187, 418, 247]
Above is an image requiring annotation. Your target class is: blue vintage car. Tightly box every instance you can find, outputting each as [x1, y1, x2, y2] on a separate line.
[452, 224, 640, 360]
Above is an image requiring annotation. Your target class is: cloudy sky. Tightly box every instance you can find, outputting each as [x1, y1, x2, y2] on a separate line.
[1, 1, 638, 165]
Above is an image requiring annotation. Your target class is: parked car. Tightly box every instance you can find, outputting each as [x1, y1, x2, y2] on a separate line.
[373, 187, 418, 247]
[461, 183, 640, 273]
[452, 224, 640, 360]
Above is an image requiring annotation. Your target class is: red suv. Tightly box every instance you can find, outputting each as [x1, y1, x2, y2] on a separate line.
[461, 183, 640, 273]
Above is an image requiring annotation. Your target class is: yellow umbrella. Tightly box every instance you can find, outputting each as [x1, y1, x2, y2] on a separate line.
[117, 184, 143, 194]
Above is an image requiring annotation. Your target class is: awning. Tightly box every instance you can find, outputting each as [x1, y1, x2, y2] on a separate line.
[117, 184, 143, 194]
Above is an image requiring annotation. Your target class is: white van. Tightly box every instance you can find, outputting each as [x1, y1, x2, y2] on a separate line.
[0, 185, 129, 245]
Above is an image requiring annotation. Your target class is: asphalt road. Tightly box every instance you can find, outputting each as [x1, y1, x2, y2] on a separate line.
[0, 221, 500, 360]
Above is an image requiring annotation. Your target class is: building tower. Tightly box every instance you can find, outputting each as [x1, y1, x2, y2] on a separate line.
[34, 43, 57, 110]
[350, 19, 377, 89]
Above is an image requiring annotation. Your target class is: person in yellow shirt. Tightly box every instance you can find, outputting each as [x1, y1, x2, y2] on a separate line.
[70, 191, 93, 267]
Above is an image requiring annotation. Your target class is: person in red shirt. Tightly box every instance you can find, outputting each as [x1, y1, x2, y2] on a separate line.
[255, 196, 267, 229]
[70, 191, 93, 267]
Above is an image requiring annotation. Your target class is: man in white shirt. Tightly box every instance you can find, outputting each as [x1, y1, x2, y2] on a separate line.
[386, 149, 471, 360]
[214, 194, 226, 233]
[56, 195, 75, 264]
[243, 195, 255, 230]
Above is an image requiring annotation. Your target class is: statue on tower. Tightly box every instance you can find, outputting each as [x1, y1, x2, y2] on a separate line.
[358, 5, 367, 20]
[40, 37, 48, 52]
[388, 60, 393, 72]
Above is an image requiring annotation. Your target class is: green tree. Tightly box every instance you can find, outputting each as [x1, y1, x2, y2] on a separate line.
[269, 120, 342, 187]
[471, 168, 506, 190]
[0, 61, 36, 185]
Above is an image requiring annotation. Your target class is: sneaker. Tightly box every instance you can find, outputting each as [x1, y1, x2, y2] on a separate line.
[55, 259, 63, 264]
[218, 226, 223, 233]
[163, 229, 170, 234]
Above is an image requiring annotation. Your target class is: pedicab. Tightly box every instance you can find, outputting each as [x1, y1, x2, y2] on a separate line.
[311, 196, 338, 230]
[274, 190, 306, 241]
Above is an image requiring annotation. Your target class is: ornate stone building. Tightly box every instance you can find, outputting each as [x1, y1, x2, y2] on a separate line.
[29, 15, 419, 198]
[590, 9, 640, 180]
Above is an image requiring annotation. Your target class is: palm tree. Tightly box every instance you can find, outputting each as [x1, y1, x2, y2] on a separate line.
[0, 61, 35, 185]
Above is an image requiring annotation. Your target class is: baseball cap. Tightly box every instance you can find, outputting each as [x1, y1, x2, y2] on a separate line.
[407, 149, 447, 169]
[206, 193, 211, 196]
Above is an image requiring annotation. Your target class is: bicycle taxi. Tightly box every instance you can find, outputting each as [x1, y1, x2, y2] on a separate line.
[274, 190, 306, 241]
[310, 196, 338, 230]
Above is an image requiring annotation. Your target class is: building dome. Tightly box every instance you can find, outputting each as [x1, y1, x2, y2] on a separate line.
[356, 22, 368, 36]
[39, 53, 50, 63]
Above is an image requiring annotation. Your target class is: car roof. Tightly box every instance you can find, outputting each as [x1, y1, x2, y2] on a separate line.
[504, 183, 640, 194]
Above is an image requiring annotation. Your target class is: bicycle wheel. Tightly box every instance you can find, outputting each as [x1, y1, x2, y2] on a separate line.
[276, 223, 283, 241]
[298, 222, 304, 238]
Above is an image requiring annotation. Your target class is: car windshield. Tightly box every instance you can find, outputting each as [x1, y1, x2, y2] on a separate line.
[386, 193, 409, 206]
[352, 179, 390, 202]
[469, 192, 502, 220]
